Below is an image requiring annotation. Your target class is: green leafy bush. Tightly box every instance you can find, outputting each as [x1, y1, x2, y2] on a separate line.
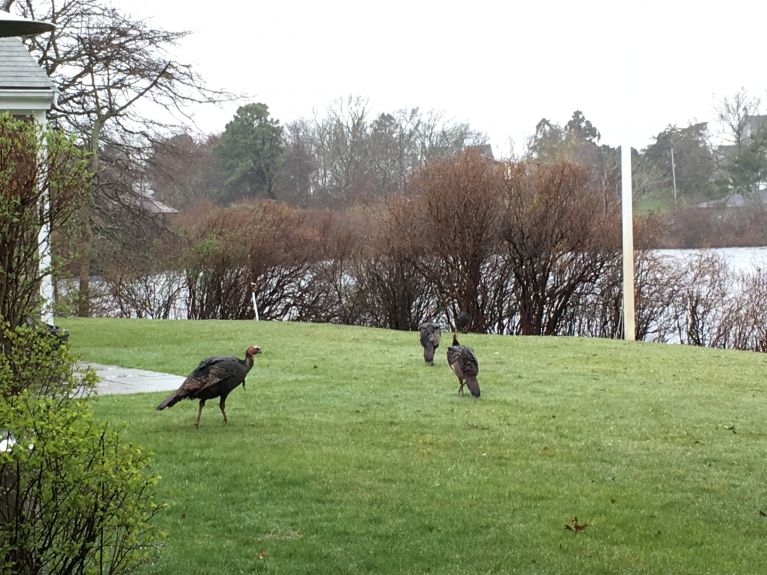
[0, 324, 163, 574]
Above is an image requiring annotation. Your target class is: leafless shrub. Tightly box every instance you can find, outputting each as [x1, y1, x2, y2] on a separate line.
[245, 202, 321, 320]
[550, 250, 685, 341]
[632, 252, 688, 342]
[555, 257, 621, 338]
[290, 209, 367, 325]
[668, 252, 731, 346]
[179, 200, 320, 319]
[101, 271, 186, 319]
[501, 160, 620, 335]
[714, 268, 767, 351]
[405, 149, 508, 332]
[351, 199, 439, 330]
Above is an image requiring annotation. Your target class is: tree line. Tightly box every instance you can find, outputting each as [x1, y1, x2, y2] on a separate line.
[148, 99, 487, 210]
[148, 92, 767, 215]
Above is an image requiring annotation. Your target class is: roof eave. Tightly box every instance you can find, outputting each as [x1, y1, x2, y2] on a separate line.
[0, 86, 57, 112]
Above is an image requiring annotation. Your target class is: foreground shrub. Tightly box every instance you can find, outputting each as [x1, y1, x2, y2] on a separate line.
[0, 324, 162, 574]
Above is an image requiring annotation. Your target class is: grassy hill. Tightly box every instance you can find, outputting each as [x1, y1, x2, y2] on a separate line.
[60, 318, 767, 574]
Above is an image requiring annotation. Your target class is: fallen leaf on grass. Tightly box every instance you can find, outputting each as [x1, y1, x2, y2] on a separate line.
[564, 516, 589, 532]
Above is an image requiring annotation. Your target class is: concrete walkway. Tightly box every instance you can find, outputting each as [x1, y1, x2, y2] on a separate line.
[84, 363, 184, 395]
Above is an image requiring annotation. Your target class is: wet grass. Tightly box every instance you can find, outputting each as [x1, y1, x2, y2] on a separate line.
[60, 318, 767, 574]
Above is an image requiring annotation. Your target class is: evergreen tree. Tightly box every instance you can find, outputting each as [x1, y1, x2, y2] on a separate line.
[213, 103, 284, 203]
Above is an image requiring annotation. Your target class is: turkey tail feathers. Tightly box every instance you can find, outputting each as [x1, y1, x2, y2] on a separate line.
[156, 393, 181, 410]
[465, 376, 480, 398]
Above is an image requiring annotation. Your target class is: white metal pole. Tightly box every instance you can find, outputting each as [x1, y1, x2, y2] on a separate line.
[621, 144, 635, 341]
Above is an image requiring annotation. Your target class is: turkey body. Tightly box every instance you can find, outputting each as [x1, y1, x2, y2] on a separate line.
[419, 321, 442, 364]
[156, 345, 261, 427]
[446, 334, 480, 397]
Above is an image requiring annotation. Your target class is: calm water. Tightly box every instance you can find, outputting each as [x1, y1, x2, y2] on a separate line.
[654, 246, 767, 273]
[70, 247, 767, 321]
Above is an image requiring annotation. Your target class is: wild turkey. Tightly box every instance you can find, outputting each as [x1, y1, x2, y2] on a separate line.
[446, 334, 480, 397]
[155, 345, 262, 427]
[418, 321, 442, 364]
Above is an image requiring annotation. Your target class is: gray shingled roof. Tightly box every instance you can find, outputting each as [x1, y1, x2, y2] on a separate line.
[0, 37, 54, 89]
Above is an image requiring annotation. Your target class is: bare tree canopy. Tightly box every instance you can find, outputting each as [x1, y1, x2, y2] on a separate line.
[11, 0, 232, 142]
[275, 97, 489, 207]
[716, 88, 761, 147]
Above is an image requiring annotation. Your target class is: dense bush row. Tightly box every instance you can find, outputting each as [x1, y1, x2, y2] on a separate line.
[81, 151, 767, 353]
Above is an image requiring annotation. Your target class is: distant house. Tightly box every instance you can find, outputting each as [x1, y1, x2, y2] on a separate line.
[129, 184, 178, 215]
[742, 114, 767, 142]
[697, 190, 767, 208]
[103, 181, 178, 216]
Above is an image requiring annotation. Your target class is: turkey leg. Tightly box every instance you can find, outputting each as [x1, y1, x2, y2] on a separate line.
[195, 399, 206, 428]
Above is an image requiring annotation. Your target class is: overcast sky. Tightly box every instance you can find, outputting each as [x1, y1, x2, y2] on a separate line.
[131, 0, 767, 158]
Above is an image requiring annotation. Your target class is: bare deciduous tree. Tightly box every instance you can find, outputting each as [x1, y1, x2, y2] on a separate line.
[502, 161, 620, 335]
[406, 149, 507, 332]
[716, 88, 761, 147]
[148, 133, 218, 210]
[275, 120, 316, 206]
[275, 100, 488, 207]
[310, 96, 372, 206]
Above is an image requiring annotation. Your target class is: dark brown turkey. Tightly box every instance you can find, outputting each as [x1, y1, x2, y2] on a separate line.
[446, 334, 480, 397]
[418, 321, 442, 364]
[156, 345, 262, 427]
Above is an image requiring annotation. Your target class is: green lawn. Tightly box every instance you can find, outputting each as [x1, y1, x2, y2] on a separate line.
[59, 318, 767, 574]
[635, 195, 675, 214]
